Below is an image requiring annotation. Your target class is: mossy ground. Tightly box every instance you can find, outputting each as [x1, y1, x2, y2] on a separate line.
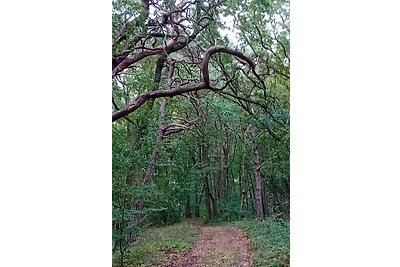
[112, 222, 200, 267]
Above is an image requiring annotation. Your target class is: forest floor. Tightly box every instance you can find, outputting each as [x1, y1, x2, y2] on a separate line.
[159, 219, 253, 267]
[113, 219, 288, 267]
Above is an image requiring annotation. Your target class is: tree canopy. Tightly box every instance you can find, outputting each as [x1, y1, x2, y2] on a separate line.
[112, 0, 289, 263]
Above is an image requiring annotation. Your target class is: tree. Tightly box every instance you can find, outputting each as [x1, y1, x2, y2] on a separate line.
[112, 1, 290, 260]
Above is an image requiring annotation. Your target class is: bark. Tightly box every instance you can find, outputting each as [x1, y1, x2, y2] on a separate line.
[239, 163, 245, 211]
[199, 137, 212, 221]
[210, 188, 218, 218]
[203, 174, 213, 220]
[113, 46, 258, 122]
[113, 49, 164, 77]
[132, 57, 172, 225]
[262, 178, 269, 218]
[240, 191, 246, 211]
[112, 82, 206, 121]
[142, 98, 167, 184]
[194, 193, 200, 218]
[218, 127, 229, 201]
[249, 124, 265, 220]
[185, 195, 192, 218]
[253, 155, 264, 220]
[247, 168, 256, 214]
[112, 25, 206, 77]
[240, 163, 250, 212]
[216, 147, 222, 200]
[200, 46, 259, 85]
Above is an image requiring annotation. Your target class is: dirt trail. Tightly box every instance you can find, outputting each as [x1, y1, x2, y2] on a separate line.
[160, 221, 253, 267]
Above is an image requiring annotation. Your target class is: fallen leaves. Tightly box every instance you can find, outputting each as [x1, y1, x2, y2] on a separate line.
[160, 225, 253, 267]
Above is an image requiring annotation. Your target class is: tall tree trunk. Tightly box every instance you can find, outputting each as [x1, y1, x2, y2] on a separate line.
[203, 174, 213, 220]
[250, 124, 265, 220]
[216, 146, 222, 200]
[130, 55, 168, 226]
[199, 129, 216, 220]
[142, 98, 166, 183]
[133, 98, 167, 225]
[201, 141, 214, 220]
[239, 163, 247, 212]
[217, 124, 230, 202]
[210, 189, 218, 218]
[185, 195, 192, 218]
[133, 59, 178, 225]
[194, 193, 201, 218]
[262, 178, 269, 218]
[247, 167, 256, 213]
[219, 143, 229, 201]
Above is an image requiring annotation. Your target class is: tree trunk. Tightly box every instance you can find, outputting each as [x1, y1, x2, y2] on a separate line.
[200, 133, 214, 220]
[249, 124, 265, 220]
[133, 98, 167, 225]
[203, 173, 213, 220]
[217, 124, 230, 202]
[129, 55, 168, 225]
[219, 143, 229, 201]
[194, 193, 201, 218]
[210, 189, 218, 218]
[143, 98, 166, 183]
[134, 59, 177, 224]
[262, 178, 269, 218]
[247, 168, 256, 213]
[185, 195, 192, 218]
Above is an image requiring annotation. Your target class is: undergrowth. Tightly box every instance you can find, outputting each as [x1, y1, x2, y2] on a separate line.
[112, 222, 200, 267]
[210, 218, 290, 267]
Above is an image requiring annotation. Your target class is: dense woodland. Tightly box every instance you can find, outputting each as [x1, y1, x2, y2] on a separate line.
[112, 0, 289, 264]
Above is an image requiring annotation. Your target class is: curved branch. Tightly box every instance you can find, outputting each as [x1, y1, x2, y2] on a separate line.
[112, 82, 207, 121]
[113, 46, 257, 122]
[200, 46, 257, 86]
[112, 49, 163, 77]
[112, 23, 209, 77]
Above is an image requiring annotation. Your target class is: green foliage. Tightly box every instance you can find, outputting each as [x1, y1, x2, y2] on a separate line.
[112, 0, 290, 263]
[112, 222, 200, 267]
[218, 191, 250, 221]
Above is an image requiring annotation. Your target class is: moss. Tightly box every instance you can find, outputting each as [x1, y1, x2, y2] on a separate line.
[112, 222, 200, 267]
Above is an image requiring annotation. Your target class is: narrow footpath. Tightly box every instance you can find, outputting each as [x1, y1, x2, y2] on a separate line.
[160, 220, 253, 267]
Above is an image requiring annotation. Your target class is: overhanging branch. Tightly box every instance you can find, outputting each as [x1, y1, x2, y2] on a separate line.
[112, 45, 258, 122]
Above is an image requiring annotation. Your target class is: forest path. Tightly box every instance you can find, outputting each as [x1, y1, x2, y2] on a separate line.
[159, 220, 253, 267]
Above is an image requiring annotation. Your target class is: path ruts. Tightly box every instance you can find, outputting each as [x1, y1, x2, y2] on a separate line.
[160, 221, 253, 267]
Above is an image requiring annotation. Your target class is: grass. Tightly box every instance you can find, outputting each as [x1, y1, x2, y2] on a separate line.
[112, 222, 200, 267]
[209, 218, 290, 267]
